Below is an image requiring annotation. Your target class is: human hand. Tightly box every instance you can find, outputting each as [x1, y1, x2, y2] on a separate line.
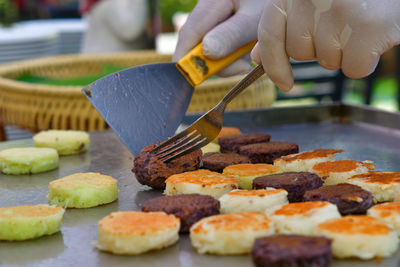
[252, 0, 400, 92]
[173, 0, 266, 77]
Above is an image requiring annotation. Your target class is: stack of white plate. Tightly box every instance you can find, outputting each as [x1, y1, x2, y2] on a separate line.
[18, 19, 87, 54]
[0, 27, 58, 63]
[0, 19, 87, 63]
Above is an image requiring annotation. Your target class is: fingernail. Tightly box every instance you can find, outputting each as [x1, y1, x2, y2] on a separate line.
[250, 43, 260, 63]
[202, 38, 224, 59]
[276, 82, 293, 92]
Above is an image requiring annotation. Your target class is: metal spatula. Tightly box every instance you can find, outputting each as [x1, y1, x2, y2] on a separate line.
[82, 41, 256, 156]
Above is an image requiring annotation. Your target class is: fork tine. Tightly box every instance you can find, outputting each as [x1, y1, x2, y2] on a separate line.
[162, 138, 209, 163]
[155, 130, 199, 156]
[158, 134, 203, 160]
[152, 126, 195, 152]
[153, 108, 214, 153]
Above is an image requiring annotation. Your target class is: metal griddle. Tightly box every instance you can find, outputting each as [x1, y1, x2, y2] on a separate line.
[0, 103, 400, 267]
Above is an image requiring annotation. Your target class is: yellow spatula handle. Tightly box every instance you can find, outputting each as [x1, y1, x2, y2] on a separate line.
[176, 41, 256, 86]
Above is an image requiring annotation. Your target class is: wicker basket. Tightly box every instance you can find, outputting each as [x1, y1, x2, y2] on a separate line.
[0, 51, 275, 133]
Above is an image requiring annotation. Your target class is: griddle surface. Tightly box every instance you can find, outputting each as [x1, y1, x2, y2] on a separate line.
[0, 108, 400, 266]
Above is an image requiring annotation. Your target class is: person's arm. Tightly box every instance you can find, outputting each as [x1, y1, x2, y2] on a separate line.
[252, 0, 400, 92]
[174, 0, 267, 77]
[93, 0, 148, 41]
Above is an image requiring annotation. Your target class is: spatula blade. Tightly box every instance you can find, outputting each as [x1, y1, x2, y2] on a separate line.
[82, 62, 193, 156]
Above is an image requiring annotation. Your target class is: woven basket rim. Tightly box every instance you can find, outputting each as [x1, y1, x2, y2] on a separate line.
[0, 51, 172, 95]
[0, 50, 164, 72]
[0, 51, 252, 96]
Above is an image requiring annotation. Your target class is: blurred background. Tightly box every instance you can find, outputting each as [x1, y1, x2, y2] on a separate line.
[0, 0, 399, 141]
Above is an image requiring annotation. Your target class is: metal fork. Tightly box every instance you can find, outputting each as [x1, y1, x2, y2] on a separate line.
[151, 64, 265, 162]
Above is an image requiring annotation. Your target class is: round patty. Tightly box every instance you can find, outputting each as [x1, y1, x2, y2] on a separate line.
[238, 142, 299, 164]
[132, 142, 202, 190]
[253, 172, 323, 202]
[303, 183, 373, 215]
[218, 133, 271, 153]
[251, 234, 332, 267]
[202, 152, 251, 173]
[141, 194, 220, 233]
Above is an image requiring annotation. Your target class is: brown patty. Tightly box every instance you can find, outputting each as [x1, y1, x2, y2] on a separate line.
[218, 133, 271, 153]
[253, 172, 323, 202]
[132, 141, 202, 190]
[251, 234, 332, 267]
[141, 194, 220, 233]
[239, 142, 299, 164]
[303, 183, 373, 215]
[201, 152, 251, 173]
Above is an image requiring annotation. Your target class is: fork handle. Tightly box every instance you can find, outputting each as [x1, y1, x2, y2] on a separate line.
[219, 64, 265, 107]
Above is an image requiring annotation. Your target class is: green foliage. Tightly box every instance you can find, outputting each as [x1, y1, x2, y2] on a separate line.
[15, 65, 126, 86]
[158, 0, 197, 26]
[0, 0, 18, 27]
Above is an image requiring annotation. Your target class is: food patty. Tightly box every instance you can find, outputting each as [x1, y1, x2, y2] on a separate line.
[142, 194, 220, 233]
[303, 183, 373, 215]
[253, 172, 323, 202]
[94, 211, 180, 255]
[218, 133, 271, 153]
[312, 159, 375, 186]
[268, 201, 341, 236]
[164, 169, 238, 199]
[239, 142, 299, 164]
[219, 189, 288, 214]
[133, 141, 202, 189]
[201, 152, 251, 173]
[274, 148, 344, 172]
[347, 171, 400, 202]
[190, 212, 274, 255]
[222, 163, 282, 190]
[251, 234, 332, 267]
[316, 215, 398, 259]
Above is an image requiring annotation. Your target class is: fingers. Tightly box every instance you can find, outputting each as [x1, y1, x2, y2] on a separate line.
[313, 19, 342, 70]
[314, 37, 342, 70]
[202, 13, 258, 59]
[202, 1, 264, 59]
[285, 1, 315, 61]
[173, 0, 235, 61]
[258, 0, 293, 92]
[258, 0, 400, 84]
[341, 39, 380, 79]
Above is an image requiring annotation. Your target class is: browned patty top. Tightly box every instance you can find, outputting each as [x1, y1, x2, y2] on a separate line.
[254, 172, 322, 187]
[202, 152, 251, 165]
[348, 171, 400, 184]
[218, 133, 271, 152]
[142, 193, 220, 215]
[239, 142, 299, 154]
[276, 149, 344, 162]
[304, 183, 371, 201]
[252, 234, 332, 259]
[219, 133, 271, 143]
